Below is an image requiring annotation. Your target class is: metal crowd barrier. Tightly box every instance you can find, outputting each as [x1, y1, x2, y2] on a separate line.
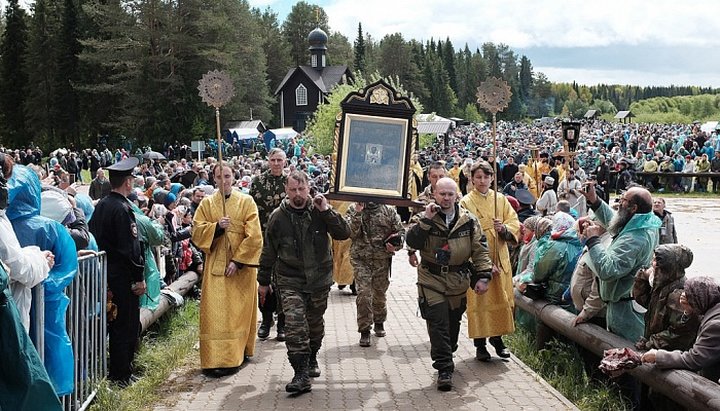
[60, 252, 108, 411]
[31, 283, 45, 362]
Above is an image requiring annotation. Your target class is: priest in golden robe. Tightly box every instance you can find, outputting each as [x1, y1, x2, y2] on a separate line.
[459, 160, 520, 362]
[191, 164, 263, 378]
[329, 199, 354, 291]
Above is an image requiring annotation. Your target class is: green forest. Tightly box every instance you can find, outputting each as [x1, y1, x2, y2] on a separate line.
[0, 0, 718, 150]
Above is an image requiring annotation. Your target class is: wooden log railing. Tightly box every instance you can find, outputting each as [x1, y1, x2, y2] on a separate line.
[140, 271, 199, 333]
[610, 171, 720, 179]
[514, 292, 720, 411]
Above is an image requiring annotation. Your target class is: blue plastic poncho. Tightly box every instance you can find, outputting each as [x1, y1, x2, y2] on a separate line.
[7, 165, 78, 396]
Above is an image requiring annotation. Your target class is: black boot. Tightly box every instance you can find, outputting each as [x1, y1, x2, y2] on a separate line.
[308, 351, 320, 378]
[276, 313, 286, 342]
[349, 281, 357, 295]
[475, 338, 491, 362]
[489, 336, 510, 358]
[258, 315, 274, 340]
[374, 323, 386, 337]
[437, 369, 453, 391]
[359, 330, 371, 347]
[285, 354, 311, 394]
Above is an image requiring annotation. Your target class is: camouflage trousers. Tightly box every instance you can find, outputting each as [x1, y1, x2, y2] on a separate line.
[351, 257, 391, 332]
[278, 287, 330, 356]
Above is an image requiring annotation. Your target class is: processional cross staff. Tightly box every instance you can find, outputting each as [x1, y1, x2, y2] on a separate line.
[476, 77, 512, 263]
[198, 70, 235, 215]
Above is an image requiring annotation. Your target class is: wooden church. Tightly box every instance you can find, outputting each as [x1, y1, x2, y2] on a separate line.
[274, 27, 353, 132]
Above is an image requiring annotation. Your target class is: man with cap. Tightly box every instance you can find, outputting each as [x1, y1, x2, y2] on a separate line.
[514, 188, 537, 222]
[536, 176, 558, 216]
[89, 157, 146, 387]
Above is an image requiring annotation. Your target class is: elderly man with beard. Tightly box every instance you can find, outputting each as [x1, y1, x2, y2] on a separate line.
[579, 184, 661, 342]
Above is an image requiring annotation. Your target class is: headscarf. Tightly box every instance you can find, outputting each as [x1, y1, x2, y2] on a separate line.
[551, 211, 575, 239]
[654, 243, 693, 285]
[685, 276, 720, 315]
[535, 217, 552, 240]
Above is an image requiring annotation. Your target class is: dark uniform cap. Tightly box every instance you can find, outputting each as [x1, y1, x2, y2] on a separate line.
[515, 188, 536, 205]
[106, 157, 139, 177]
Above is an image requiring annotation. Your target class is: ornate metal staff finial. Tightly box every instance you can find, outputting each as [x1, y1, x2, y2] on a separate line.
[197, 70, 235, 109]
[476, 77, 512, 114]
[475, 77, 512, 226]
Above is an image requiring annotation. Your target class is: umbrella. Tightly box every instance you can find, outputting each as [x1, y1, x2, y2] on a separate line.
[50, 148, 68, 157]
[170, 170, 198, 188]
[142, 151, 166, 160]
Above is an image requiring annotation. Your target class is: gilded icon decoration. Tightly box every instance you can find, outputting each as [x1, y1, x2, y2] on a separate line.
[370, 87, 390, 105]
[476, 77, 512, 114]
[197, 70, 235, 109]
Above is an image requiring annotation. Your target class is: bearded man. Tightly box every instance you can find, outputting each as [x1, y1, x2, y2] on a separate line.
[579, 185, 661, 342]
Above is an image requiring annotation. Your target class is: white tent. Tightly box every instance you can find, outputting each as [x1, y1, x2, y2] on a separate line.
[701, 121, 719, 134]
[228, 128, 261, 140]
[268, 128, 299, 140]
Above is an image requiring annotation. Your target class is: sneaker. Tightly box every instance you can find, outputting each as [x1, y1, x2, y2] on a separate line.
[374, 323, 386, 337]
[437, 370, 453, 391]
[359, 331, 371, 347]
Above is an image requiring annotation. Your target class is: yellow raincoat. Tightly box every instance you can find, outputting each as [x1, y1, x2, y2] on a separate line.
[191, 190, 263, 369]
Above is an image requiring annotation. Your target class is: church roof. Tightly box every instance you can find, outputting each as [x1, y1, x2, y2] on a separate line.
[274, 65, 350, 95]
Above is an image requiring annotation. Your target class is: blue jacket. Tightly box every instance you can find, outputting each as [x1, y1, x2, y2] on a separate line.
[7, 165, 78, 396]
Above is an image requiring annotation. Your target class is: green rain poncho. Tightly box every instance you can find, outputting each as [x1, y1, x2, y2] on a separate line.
[130, 203, 164, 310]
[587, 201, 661, 342]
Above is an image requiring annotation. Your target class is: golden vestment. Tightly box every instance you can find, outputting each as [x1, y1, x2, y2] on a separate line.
[191, 190, 263, 369]
[329, 200, 354, 285]
[460, 189, 520, 338]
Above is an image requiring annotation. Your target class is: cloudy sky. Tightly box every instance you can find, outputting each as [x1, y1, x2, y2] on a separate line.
[249, 0, 720, 88]
[3, 0, 719, 87]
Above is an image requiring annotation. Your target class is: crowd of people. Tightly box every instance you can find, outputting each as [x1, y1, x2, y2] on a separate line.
[1, 116, 720, 409]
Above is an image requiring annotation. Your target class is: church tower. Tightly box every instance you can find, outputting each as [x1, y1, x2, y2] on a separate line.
[308, 27, 328, 71]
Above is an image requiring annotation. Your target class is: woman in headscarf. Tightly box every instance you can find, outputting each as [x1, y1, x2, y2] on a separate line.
[634, 244, 699, 351]
[641, 276, 720, 382]
[531, 212, 583, 308]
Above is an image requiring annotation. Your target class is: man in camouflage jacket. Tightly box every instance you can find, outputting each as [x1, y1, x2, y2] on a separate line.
[346, 202, 404, 347]
[249, 148, 287, 341]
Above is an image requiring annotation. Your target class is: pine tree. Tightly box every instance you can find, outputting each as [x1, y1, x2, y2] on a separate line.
[353, 22, 365, 74]
[443, 37, 457, 94]
[54, 0, 82, 147]
[253, 7, 292, 127]
[0, 0, 29, 146]
[24, 0, 62, 145]
[282, 1, 329, 67]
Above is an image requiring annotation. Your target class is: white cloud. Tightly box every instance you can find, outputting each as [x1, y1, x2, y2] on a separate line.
[322, 0, 720, 49]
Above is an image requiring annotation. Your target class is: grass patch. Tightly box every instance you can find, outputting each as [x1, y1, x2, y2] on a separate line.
[506, 326, 632, 411]
[89, 300, 200, 411]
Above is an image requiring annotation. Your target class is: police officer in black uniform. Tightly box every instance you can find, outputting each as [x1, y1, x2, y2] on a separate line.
[89, 157, 146, 387]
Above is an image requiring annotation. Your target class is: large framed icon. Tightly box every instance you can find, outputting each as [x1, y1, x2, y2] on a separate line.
[327, 79, 418, 206]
